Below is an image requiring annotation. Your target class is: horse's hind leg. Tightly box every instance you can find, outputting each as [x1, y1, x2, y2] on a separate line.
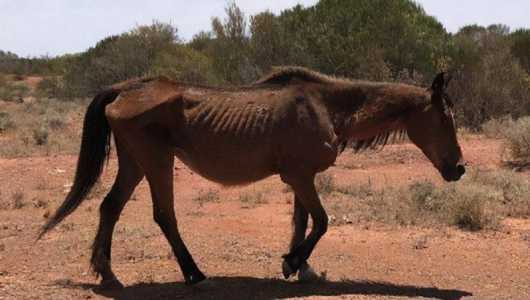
[123, 132, 205, 285]
[148, 159, 206, 285]
[91, 140, 144, 289]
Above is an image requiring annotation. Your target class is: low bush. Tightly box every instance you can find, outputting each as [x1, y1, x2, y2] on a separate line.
[239, 189, 268, 208]
[0, 82, 29, 102]
[0, 111, 15, 131]
[502, 117, 530, 166]
[32, 125, 49, 145]
[481, 115, 515, 139]
[193, 189, 220, 207]
[315, 172, 336, 195]
[326, 168, 530, 231]
[482, 116, 530, 166]
[36, 77, 62, 98]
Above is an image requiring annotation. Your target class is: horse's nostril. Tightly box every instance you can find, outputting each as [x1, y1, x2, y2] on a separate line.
[457, 165, 466, 176]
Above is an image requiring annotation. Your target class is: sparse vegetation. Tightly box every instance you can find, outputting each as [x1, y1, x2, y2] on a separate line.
[12, 191, 26, 209]
[193, 189, 220, 207]
[325, 168, 529, 231]
[46, 115, 66, 130]
[481, 115, 515, 139]
[0, 111, 15, 131]
[239, 189, 268, 208]
[0, 81, 29, 102]
[0, 3, 528, 297]
[481, 116, 530, 166]
[36, 77, 62, 98]
[0, 96, 85, 158]
[33, 126, 49, 145]
[315, 172, 336, 195]
[33, 198, 48, 209]
[503, 117, 530, 166]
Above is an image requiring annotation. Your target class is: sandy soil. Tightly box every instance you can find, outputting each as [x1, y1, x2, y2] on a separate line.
[0, 136, 528, 300]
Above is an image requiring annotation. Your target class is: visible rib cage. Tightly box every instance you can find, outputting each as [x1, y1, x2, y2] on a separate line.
[187, 99, 273, 138]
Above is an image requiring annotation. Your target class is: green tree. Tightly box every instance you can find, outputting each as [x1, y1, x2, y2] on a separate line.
[210, 2, 254, 84]
[450, 25, 530, 128]
[63, 22, 179, 97]
[511, 29, 530, 74]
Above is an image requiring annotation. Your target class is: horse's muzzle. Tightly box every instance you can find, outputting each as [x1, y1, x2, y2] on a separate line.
[441, 163, 466, 182]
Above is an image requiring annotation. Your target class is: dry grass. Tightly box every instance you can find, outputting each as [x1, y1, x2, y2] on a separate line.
[0, 111, 15, 132]
[11, 191, 26, 210]
[0, 97, 86, 158]
[482, 116, 530, 167]
[0, 80, 30, 102]
[281, 172, 338, 195]
[315, 172, 336, 195]
[481, 115, 514, 139]
[239, 189, 268, 208]
[324, 168, 530, 231]
[193, 189, 220, 207]
[502, 117, 530, 167]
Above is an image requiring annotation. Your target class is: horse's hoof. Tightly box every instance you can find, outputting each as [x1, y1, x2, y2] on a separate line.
[282, 260, 296, 279]
[298, 263, 320, 282]
[185, 271, 207, 286]
[100, 278, 124, 290]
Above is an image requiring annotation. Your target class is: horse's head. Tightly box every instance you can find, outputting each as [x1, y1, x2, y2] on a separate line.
[405, 72, 465, 182]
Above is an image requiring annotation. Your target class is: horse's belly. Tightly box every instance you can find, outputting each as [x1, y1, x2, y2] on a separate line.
[174, 147, 276, 186]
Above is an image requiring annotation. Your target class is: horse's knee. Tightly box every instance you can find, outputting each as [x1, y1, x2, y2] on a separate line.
[313, 213, 328, 236]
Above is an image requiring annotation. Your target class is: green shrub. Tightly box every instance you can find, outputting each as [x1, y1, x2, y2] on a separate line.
[62, 22, 179, 97]
[0, 82, 29, 102]
[150, 45, 220, 84]
[36, 77, 62, 98]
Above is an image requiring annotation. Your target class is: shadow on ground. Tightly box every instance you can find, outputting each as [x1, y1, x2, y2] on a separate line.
[60, 276, 472, 300]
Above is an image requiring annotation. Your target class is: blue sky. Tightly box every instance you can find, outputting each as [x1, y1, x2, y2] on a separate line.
[1, 0, 528, 57]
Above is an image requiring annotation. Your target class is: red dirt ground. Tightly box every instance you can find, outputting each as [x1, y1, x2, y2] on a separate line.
[0, 136, 528, 300]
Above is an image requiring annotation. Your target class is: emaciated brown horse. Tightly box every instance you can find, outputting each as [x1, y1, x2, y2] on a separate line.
[39, 67, 465, 288]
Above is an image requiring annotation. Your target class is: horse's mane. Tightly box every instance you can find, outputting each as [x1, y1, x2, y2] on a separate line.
[254, 66, 334, 85]
[350, 129, 408, 153]
[256, 66, 416, 152]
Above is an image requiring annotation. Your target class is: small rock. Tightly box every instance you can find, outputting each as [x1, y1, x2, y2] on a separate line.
[414, 236, 429, 250]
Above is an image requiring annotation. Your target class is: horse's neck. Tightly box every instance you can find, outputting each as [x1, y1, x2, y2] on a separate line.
[325, 85, 406, 142]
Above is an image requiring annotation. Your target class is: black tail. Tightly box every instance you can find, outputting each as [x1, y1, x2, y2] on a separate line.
[38, 89, 120, 239]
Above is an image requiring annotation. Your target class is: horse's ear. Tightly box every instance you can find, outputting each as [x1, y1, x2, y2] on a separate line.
[431, 72, 446, 93]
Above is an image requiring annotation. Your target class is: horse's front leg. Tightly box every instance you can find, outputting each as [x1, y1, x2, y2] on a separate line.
[287, 196, 320, 281]
[281, 172, 328, 281]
